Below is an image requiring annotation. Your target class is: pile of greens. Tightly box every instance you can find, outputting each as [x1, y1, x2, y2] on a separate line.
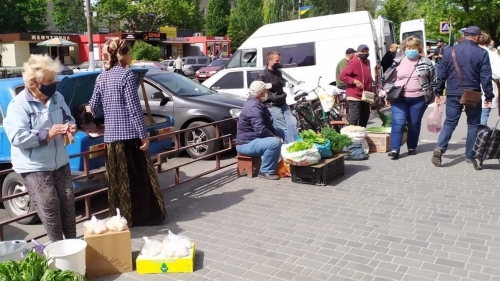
[286, 141, 313, 152]
[0, 250, 86, 281]
[299, 129, 327, 145]
[366, 127, 390, 133]
[321, 127, 353, 152]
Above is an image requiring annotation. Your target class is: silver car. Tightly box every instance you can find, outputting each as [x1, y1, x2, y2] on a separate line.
[161, 59, 191, 75]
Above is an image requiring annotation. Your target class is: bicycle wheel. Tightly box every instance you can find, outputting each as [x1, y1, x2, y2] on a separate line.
[296, 107, 320, 131]
[310, 100, 331, 129]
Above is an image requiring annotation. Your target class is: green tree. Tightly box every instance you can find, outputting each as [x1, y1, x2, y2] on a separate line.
[379, 0, 412, 38]
[0, 0, 47, 32]
[53, 0, 87, 32]
[95, 0, 203, 31]
[205, 0, 231, 36]
[227, 0, 263, 51]
[132, 41, 161, 60]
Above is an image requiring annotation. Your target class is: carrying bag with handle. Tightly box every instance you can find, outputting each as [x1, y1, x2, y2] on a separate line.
[359, 58, 375, 104]
[386, 59, 418, 103]
[451, 49, 482, 107]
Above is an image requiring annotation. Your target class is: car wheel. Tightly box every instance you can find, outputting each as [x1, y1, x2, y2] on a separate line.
[185, 121, 220, 159]
[2, 172, 40, 225]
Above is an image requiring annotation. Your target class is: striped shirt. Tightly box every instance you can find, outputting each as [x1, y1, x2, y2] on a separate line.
[89, 66, 147, 143]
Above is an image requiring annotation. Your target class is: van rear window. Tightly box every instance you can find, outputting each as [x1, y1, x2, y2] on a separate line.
[402, 31, 423, 41]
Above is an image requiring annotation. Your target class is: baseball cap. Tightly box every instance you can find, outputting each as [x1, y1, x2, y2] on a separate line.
[436, 38, 444, 43]
[357, 44, 369, 52]
[345, 48, 356, 54]
[249, 81, 272, 94]
[464, 26, 481, 36]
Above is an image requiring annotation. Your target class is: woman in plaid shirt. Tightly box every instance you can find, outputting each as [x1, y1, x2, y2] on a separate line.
[88, 38, 167, 226]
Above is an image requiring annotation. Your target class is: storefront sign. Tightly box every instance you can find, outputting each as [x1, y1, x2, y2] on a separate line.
[160, 26, 177, 38]
[166, 37, 189, 42]
[20, 33, 79, 42]
[143, 32, 162, 41]
[121, 34, 136, 40]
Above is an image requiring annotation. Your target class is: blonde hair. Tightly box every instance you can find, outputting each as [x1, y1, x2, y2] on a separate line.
[477, 31, 491, 46]
[22, 54, 61, 87]
[402, 36, 424, 54]
[102, 37, 131, 71]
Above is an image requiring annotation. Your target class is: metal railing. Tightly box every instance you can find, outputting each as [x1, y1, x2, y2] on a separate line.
[0, 118, 238, 241]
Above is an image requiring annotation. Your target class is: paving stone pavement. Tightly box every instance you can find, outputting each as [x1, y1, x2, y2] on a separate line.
[93, 109, 500, 281]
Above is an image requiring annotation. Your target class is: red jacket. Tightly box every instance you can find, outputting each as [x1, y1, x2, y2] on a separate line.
[339, 56, 373, 99]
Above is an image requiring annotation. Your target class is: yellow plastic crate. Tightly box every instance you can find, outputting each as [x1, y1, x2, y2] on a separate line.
[136, 243, 195, 274]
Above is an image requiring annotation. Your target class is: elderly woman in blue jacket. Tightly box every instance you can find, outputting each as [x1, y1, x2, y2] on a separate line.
[4, 54, 77, 242]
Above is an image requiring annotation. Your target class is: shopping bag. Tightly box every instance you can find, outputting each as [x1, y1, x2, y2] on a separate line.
[277, 159, 291, 178]
[427, 106, 442, 133]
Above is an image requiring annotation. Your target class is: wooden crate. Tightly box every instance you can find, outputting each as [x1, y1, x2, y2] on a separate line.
[366, 133, 407, 153]
[290, 154, 345, 186]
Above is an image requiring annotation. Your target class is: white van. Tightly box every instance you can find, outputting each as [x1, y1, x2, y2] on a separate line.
[224, 11, 425, 87]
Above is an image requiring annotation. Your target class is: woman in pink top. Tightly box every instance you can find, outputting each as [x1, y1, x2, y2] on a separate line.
[380, 37, 437, 159]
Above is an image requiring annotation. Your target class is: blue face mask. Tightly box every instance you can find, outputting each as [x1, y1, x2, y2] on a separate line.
[405, 49, 419, 59]
[39, 83, 57, 98]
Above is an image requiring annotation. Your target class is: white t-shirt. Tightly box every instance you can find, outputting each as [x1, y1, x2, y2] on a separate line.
[174, 58, 183, 69]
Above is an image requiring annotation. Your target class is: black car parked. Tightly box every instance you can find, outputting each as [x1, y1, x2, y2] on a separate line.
[140, 71, 245, 158]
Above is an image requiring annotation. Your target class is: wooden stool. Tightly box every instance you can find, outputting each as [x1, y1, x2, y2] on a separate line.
[236, 153, 262, 178]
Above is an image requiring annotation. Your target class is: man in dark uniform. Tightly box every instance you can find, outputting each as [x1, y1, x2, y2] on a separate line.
[257, 51, 298, 143]
[433, 38, 449, 76]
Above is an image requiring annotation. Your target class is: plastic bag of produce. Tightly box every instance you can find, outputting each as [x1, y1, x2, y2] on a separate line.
[318, 92, 335, 112]
[281, 141, 321, 166]
[106, 208, 128, 232]
[83, 215, 108, 234]
[160, 231, 191, 258]
[277, 159, 291, 178]
[313, 139, 332, 158]
[340, 126, 367, 142]
[141, 237, 163, 258]
[427, 106, 442, 133]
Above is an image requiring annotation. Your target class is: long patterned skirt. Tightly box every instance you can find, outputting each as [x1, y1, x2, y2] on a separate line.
[105, 138, 167, 227]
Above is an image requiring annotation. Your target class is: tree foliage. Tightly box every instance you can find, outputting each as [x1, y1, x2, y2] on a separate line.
[132, 41, 161, 60]
[0, 0, 47, 32]
[53, 0, 87, 33]
[205, 0, 231, 36]
[95, 0, 203, 32]
[227, 0, 263, 52]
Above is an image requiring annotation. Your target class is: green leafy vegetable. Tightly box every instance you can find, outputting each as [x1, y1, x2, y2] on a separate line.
[0, 250, 86, 281]
[287, 141, 313, 152]
[321, 127, 353, 152]
[366, 127, 390, 133]
[299, 129, 327, 145]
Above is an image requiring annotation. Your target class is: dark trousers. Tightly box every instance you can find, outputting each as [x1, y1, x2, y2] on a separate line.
[348, 100, 371, 127]
[21, 164, 76, 242]
[174, 69, 184, 75]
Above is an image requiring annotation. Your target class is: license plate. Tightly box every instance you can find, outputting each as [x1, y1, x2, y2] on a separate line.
[199, 74, 206, 77]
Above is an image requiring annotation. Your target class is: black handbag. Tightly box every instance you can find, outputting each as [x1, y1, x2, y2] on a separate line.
[386, 63, 417, 103]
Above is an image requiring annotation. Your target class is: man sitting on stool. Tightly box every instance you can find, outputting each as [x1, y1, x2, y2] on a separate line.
[236, 81, 284, 180]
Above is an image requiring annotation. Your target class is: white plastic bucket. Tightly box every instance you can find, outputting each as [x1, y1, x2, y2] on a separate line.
[43, 239, 87, 276]
[0, 240, 27, 262]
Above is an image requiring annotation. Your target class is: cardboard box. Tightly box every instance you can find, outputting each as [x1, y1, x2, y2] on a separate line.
[84, 229, 133, 278]
[366, 133, 408, 153]
[136, 243, 195, 274]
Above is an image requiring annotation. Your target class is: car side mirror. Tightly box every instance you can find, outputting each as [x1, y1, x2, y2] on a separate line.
[75, 67, 80, 70]
[151, 92, 164, 100]
[160, 97, 170, 106]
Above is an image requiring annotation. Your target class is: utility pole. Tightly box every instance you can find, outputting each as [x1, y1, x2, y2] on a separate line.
[448, 13, 454, 45]
[350, 0, 357, 12]
[298, 0, 302, 19]
[85, 0, 95, 71]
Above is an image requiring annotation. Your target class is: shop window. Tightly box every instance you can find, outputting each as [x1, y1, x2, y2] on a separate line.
[29, 43, 47, 55]
[246, 71, 260, 87]
[211, 72, 244, 89]
[262, 42, 316, 68]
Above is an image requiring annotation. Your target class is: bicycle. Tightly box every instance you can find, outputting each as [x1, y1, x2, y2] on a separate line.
[292, 90, 327, 132]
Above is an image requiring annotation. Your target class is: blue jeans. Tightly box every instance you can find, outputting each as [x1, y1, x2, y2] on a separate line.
[268, 104, 298, 143]
[436, 95, 482, 159]
[481, 108, 491, 126]
[236, 137, 282, 174]
[390, 96, 427, 152]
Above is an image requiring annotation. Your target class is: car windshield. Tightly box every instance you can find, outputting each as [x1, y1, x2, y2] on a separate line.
[280, 69, 300, 84]
[149, 73, 213, 96]
[209, 60, 227, 67]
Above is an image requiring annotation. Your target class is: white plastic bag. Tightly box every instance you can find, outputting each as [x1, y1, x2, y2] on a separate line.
[160, 231, 191, 258]
[427, 106, 442, 133]
[141, 237, 163, 258]
[106, 208, 128, 232]
[318, 92, 335, 112]
[281, 142, 321, 166]
[340, 126, 367, 142]
[83, 215, 108, 234]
